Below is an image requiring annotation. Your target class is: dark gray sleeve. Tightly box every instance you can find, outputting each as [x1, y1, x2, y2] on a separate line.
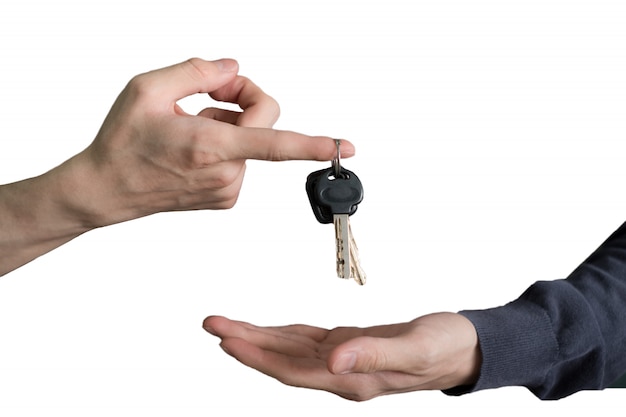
[444, 222, 626, 399]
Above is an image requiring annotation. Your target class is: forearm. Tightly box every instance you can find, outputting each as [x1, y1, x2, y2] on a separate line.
[0, 156, 96, 276]
[447, 221, 626, 399]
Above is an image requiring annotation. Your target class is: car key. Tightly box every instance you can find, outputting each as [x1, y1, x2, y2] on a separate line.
[306, 140, 366, 284]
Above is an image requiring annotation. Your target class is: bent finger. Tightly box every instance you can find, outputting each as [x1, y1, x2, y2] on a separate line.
[210, 76, 280, 128]
[197, 108, 241, 125]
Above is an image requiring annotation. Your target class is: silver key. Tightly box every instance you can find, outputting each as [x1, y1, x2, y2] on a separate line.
[334, 214, 350, 279]
[334, 214, 366, 285]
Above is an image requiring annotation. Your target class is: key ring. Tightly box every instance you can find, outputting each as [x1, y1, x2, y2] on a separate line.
[332, 139, 342, 178]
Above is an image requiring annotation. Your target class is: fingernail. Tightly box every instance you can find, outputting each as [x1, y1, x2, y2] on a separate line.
[204, 326, 217, 336]
[214, 58, 238, 72]
[336, 138, 355, 157]
[333, 352, 357, 375]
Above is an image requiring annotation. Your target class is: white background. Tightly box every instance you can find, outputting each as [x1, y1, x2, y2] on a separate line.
[1, 0, 625, 415]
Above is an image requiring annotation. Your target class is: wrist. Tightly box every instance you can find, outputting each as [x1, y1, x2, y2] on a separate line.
[0, 161, 95, 275]
[53, 150, 137, 229]
[453, 313, 482, 387]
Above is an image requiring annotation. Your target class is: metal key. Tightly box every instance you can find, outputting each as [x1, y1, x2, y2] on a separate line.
[305, 140, 366, 284]
[334, 214, 366, 284]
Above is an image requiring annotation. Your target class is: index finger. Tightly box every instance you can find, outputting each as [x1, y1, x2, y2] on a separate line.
[226, 126, 356, 162]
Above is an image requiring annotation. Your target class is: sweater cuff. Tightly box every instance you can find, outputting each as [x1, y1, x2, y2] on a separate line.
[444, 298, 558, 396]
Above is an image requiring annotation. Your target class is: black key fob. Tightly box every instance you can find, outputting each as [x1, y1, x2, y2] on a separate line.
[306, 166, 363, 224]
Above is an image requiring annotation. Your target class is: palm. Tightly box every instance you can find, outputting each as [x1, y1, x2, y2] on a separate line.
[203, 315, 467, 401]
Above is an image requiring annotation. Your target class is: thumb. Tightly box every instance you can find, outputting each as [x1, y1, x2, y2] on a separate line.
[138, 58, 239, 101]
[328, 336, 409, 375]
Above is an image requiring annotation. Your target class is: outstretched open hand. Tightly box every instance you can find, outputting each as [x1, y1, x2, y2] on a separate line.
[203, 313, 481, 401]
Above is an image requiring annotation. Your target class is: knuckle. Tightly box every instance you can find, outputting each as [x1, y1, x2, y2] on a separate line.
[256, 91, 280, 123]
[187, 135, 226, 168]
[343, 390, 369, 402]
[210, 168, 240, 189]
[184, 57, 213, 82]
[258, 134, 286, 161]
[258, 92, 279, 113]
[211, 197, 238, 210]
[361, 351, 389, 373]
[268, 97, 281, 123]
[238, 75, 281, 123]
[189, 149, 219, 168]
[275, 371, 304, 390]
[125, 73, 155, 101]
[348, 393, 373, 402]
[338, 380, 378, 402]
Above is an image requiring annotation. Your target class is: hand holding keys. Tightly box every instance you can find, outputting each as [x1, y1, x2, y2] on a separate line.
[306, 140, 366, 285]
